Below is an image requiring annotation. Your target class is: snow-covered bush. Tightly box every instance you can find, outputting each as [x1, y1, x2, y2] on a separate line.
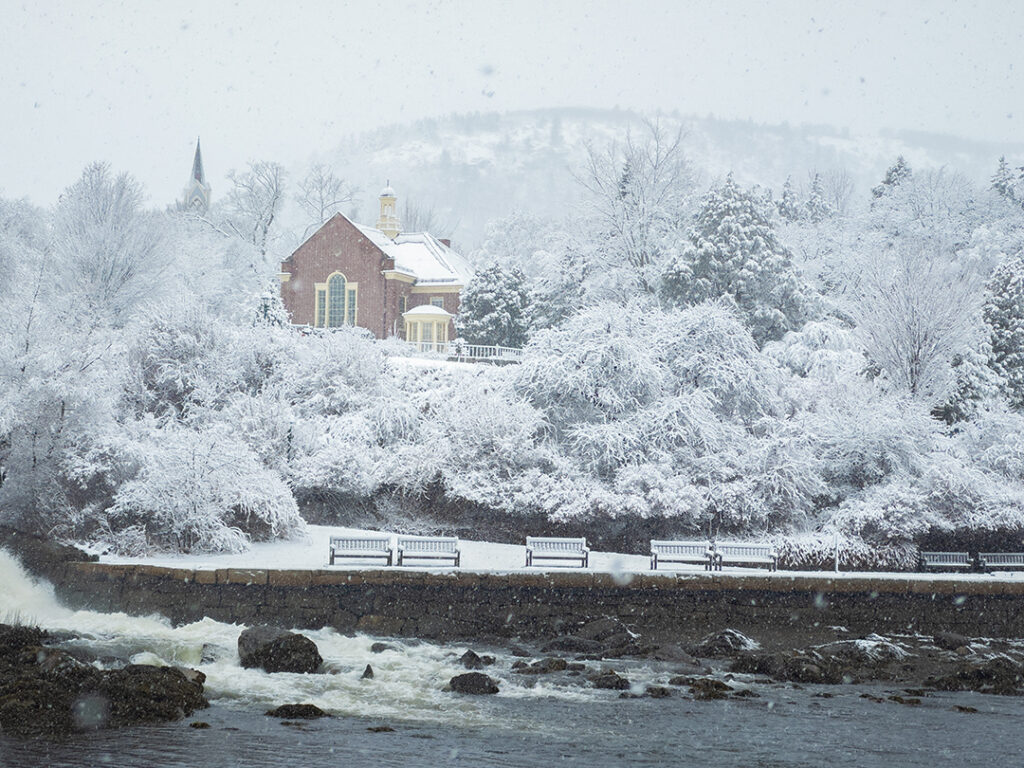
[105, 426, 303, 554]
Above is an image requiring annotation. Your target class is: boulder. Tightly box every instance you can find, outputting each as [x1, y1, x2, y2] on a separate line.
[928, 657, 1024, 695]
[515, 657, 568, 675]
[460, 650, 485, 669]
[266, 704, 330, 719]
[0, 625, 207, 737]
[573, 618, 632, 643]
[541, 636, 605, 655]
[370, 642, 394, 654]
[689, 677, 733, 700]
[361, 665, 374, 680]
[590, 671, 630, 690]
[691, 629, 760, 658]
[238, 626, 322, 674]
[448, 672, 499, 695]
[933, 632, 971, 651]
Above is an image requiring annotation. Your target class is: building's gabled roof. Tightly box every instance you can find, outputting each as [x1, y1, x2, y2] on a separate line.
[356, 223, 474, 285]
[284, 212, 473, 287]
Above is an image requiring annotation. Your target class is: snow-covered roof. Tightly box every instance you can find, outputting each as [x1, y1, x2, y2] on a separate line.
[355, 224, 474, 285]
[380, 184, 396, 197]
[402, 304, 452, 318]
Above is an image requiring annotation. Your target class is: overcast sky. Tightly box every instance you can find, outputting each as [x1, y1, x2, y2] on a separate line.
[1, 0, 1021, 206]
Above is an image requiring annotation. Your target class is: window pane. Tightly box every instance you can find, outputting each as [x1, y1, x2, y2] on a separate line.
[430, 297, 444, 308]
[316, 289, 326, 327]
[347, 288, 357, 325]
[328, 274, 346, 327]
[422, 323, 433, 343]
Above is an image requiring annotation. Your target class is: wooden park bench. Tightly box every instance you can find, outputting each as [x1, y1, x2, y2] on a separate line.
[918, 551, 973, 572]
[978, 552, 1024, 572]
[525, 537, 589, 568]
[328, 536, 393, 566]
[650, 540, 714, 571]
[713, 542, 778, 572]
[396, 536, 461, 567]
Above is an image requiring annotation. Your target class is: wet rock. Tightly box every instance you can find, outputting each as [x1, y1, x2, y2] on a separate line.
[732, 689, 760, 698]
[511, 660, 529, 670]
[190, 721, 211, 728]
[516, 657, 568, 675]
[566, 662, 586, 672]
[0, 625, 209, 738]
[509, 645, 532, 657]
[888, 695, 922, 706]
[691, 629, 759, 658]
[265, 704, 330, 719]
[460, 650, 493, 669]
[730, 653, 782, 677]
[590, 671, 630, 690]
[644, 685, 673, 699]
[237, 625, 322, 674]
[541, 636, 605, 655]
[933, 632, 971, 651]
[953, 705, 978, 713]
[928, 656, 1024, 695]
[688, 678, 734, 700]
[573, 618, 631, 643]
[955, 646, 973, 657]
[816, 636, 909, 665]
[646, 644, 700, 665]
[448, 672, 499, 695]
[361, 665, 374, 680]
[367, 725, 395, 732]
[780, 655, 843, 685]
[370, 643, 394, 654]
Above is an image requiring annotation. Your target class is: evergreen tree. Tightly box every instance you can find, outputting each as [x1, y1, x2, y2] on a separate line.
[991, 156, 1017, 202]
[804, 173, 833, 223]
[456, 264, 531, 347]
[661, 174, 811, 346]
[983, 254, 1024, 408]
[776, 177, 801, 222]
[871, 156, 913, 199]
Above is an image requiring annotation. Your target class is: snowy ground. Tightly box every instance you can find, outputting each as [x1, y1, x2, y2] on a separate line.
[96, 525, 1024, 583]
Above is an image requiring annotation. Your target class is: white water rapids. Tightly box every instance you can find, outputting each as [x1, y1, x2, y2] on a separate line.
[0, 548, 617, 729]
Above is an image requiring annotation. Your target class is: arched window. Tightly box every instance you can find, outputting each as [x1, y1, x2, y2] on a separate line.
[327, 273, 346, 327]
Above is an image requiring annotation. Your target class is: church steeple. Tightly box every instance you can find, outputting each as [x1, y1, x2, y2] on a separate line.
[182, 138, 211, 214]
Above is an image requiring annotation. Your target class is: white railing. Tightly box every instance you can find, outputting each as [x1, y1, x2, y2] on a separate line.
[403, 340, 523, 362]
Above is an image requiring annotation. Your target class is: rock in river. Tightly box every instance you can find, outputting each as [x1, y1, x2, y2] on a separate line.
[448, 672, 499, 695]
[237, 625, 323, 674]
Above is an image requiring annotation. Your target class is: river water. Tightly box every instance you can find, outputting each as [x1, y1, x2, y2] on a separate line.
[0, 550, 1020, 767]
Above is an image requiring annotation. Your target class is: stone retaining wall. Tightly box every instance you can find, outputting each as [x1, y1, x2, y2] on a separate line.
[46, 563, 1024, 645]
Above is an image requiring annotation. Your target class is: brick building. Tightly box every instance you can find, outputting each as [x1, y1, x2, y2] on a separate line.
[278, 185, 472, 345]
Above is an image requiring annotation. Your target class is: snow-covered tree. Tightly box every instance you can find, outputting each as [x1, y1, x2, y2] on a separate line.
[804, 173, 833, 223]
[577, 120, 694, 295]
[776, 177, 801, 222]
[992, 156, 1017, 203]
[661, 174, 812, 346]
[984, 254, 1024, 408]
[221, 160, 286, 259]
[295, 163, 358, 238]
[857, 244, 982, 403]
[456, 264, 531, 347]
[871, 155, 913, 199]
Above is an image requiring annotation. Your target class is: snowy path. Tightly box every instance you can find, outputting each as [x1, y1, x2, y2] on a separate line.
[95, 525, 1024, 584]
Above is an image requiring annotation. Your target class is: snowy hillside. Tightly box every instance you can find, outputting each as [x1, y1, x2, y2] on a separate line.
[313, 108, 1024, 248]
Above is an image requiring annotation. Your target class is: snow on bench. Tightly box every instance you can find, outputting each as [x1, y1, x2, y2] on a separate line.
[396, 536, 461, 567]
[714, 542, 778, 572]
[918, 551, 973, 572]
[328, 536, 393, 566]
[525, 537, 589, 568]
[978, 552, 1024, 572]
[650, 540, 714, 571]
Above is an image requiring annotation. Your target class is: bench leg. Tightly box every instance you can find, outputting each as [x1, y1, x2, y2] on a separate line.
[329, 550, 335, 566]
[526, 551, 532, 568]
[582, 552, 589, 568]
[651, 554, 657, 571]
[387, 551, 393, 567]
[455, 552, 461, 568]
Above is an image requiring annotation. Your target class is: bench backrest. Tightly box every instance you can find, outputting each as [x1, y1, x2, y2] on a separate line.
[398, 536, 459, 553]
[330, 536, 391, 552]
[716, 543, 775, 559]
[979, 552, 1024, 565]
[651, 540, 711, 556]
[526, 537, 587, 552]
[920, 551, 971, 565]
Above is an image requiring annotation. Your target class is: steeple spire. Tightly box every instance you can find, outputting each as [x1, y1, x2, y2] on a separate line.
[191, 138, 206, 184]
[182, 136, 211, 214]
